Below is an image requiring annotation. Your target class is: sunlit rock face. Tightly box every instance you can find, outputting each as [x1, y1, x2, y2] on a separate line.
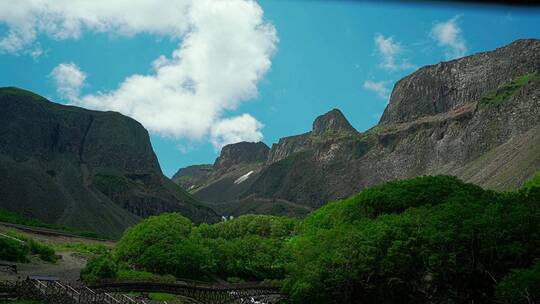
[214, 142, 270, 173]
[380, 39, 540, 125]
[176, 39, 540, 216]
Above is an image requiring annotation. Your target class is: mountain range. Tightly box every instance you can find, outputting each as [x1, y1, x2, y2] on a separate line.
[0, 39, 538, 235]
[174, 38, 540, 217]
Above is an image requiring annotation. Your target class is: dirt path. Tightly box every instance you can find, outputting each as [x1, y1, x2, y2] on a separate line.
[0, 223, 115, 283]
[0, 251, 87, 282]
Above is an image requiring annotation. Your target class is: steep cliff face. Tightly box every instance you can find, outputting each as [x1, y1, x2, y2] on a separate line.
[172, 141, 272, 209]
[214, 142, 269, 172]
[380, 39, 540, 124]
[0, 88, 219, 237]
[173, 164, 213, 191]
[266, 109, 358, 164]
[176, 39, 540, 216]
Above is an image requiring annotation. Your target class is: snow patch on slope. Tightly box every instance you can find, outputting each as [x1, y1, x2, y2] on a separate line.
[234, 170, 254, 184]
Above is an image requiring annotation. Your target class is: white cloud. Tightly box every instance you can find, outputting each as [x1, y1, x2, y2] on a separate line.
[1, 0, 277, 149]
[430, 16, 467, 59]
[50, 62, 86, 100]
[363, 80, 390, 100]
[0, 0, 192, 53]
[374, 34, 414, 71]
[210, 114, 263, 149]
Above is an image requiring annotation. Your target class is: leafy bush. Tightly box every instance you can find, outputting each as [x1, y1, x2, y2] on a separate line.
[116, 269, 176, 282]
[0, 238, 29, 262]
[202, 235, 288, 280]
[6, 231, 58, 262]
[196, 214, 297, 239]
[523, 171, 540, 190]
[496, 261, 540, 304]
[114, 213, 213, 279]
[28, 241, 57, 262]
[149, 293, 176, 301]
[80, 255, 118, 283]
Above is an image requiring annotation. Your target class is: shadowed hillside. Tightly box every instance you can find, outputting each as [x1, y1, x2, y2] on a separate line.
[0, 88, 219, 238]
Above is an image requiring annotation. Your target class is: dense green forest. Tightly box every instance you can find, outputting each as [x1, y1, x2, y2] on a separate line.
[82, 175, 540, 303]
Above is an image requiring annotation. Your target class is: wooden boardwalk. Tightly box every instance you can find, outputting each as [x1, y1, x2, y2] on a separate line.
[0, 278, 286, 304]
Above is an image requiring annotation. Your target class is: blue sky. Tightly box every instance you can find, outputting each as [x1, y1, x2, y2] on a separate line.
[0, 1, 539, 177]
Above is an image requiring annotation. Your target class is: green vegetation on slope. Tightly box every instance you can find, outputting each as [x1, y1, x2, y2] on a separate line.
[523, 171, 540, 190]
[284, 176, 540, 303]
[93, 174, 131, 192]
[0, 238, 29, 262]
[479, 73, 539, 109]
[54, 242, 110, 255]
[0, 300, 45, 304]
[81, 175, 540, 303]
[0, 231, 57, 263]
[0, 208, 108, 239]
[496, 260, 540, 304]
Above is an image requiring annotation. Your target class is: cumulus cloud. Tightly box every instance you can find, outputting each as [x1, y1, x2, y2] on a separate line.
[374, 34, 414, 71]
[50, 62, 86, 100]
[1, 0, 277, 148]
[363, 80, 390, 100]
[430, 16, 467, 59]
[210, 114, 263, 149]
[0, 0, 192, 53]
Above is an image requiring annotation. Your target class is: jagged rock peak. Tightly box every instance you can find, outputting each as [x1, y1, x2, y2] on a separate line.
[214, 141, 270, 171]
[312, 108, 358, 136]
[379, 38, 540, 125]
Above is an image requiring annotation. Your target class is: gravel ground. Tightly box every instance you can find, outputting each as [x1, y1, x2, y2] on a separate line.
[0, 224, 114, 283]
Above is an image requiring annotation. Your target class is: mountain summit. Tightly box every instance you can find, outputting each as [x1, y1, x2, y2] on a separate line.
[312, 108, 358, 137]
[175, 39, 540, 217]
[214, 142, 270, 173]
[380, 39, 540, 125]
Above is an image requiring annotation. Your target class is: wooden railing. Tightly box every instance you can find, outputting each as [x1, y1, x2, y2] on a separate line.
[0, 279, 286, 304]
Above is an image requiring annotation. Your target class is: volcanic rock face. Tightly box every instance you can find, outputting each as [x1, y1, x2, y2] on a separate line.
[172, 142, 273, 212]
[214, 142, 269, 172]
[173, 164, 214, 191]
[312, 108, 358, 137]
[381, 39, 540, 125]
[266, 109, 357, 164]
[0, 88, 219, 237]
[176, 39, 540, 217]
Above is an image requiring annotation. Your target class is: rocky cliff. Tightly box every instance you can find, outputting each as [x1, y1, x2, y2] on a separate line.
[0, 88, 219, 237]
[171, 141, 294, 215]
[175, 39, 540, 216]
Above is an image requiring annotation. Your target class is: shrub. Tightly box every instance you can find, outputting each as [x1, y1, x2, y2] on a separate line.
[116, 269, 176, 282]
[0, 238, 29, 262]
[496, 261, 540, 304]
[6, 230, 58, 262]
[58, 242, 110, 255]
[28, 241, 57, 262]
[114, 213, 213, 279]
[80, 255, 118, 283]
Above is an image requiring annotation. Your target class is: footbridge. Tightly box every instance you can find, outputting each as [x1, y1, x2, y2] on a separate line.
[1, 278, 286, 304]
